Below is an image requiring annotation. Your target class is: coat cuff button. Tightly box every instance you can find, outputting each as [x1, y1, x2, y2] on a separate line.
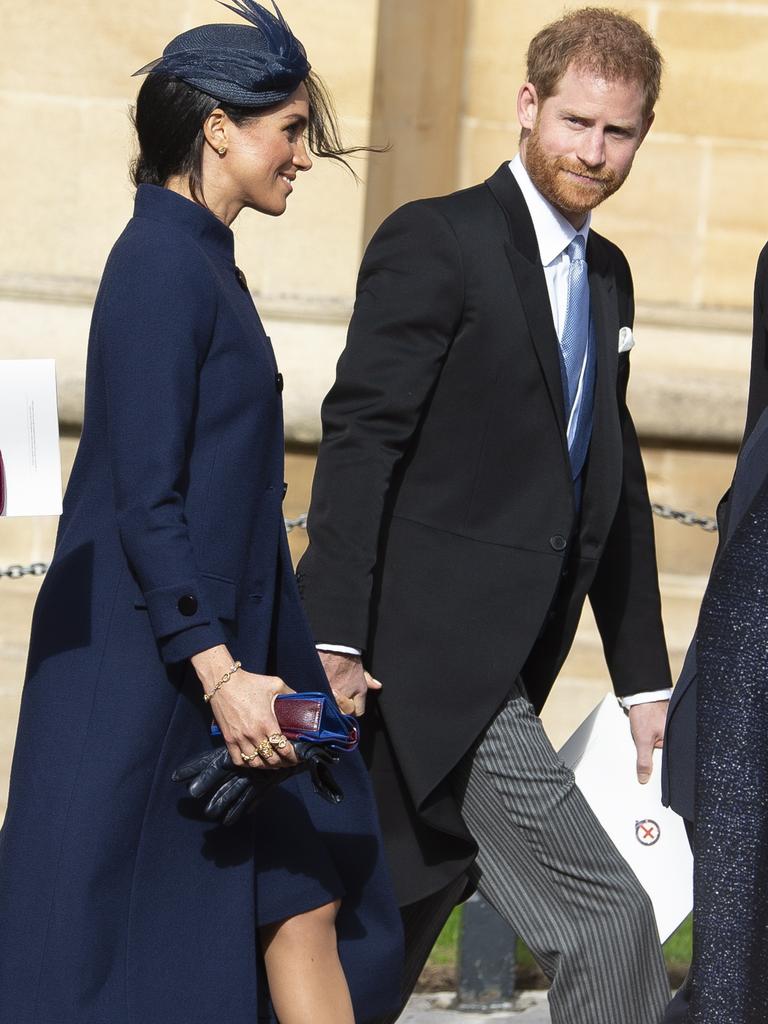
[549, 535, 567, 552]
[178, 595, 198, 617]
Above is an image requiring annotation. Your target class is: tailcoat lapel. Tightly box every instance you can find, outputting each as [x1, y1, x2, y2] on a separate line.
[580, 236, 623, 548]
[485, 164, 568, 447]
[485, 163, 625, 545]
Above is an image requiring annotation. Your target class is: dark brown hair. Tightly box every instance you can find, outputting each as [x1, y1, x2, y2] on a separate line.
[526, 8, 663, 118]
[131, 70, 369, 204]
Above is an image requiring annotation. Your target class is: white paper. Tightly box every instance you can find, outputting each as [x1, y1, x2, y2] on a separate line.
[558, 694, 693, 943]
[0, 360, 63, 517]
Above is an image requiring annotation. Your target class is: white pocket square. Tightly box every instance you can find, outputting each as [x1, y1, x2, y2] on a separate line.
[618, 326, 635, 353]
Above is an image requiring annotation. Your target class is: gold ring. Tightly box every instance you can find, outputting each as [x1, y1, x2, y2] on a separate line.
[269, 733, 288, 749]
[241, 750, 259, 763]
[257, 740, 274, 759]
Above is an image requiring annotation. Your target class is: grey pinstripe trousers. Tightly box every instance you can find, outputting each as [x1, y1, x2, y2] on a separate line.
[451, 687, 670, 1024]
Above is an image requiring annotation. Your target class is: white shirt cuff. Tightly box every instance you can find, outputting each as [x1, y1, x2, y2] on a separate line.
[618, 689, 673, 710]
[316, 644, 363, 657]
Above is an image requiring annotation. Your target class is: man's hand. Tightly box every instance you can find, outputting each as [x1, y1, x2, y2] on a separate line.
[628, 700, 669, 784]
[317, 651, 382, 716]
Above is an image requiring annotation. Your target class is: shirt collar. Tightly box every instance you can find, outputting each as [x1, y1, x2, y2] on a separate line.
[509, 154, 590, 267]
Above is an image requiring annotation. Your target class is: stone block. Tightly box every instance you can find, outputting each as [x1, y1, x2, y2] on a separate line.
[363, 0, 468, 236]
[264, 315, 348, 444]
[3, 3, 184, 99]
[0, 94, 133, 280]
[627, 316, 751, 444]
[457, 120, 517, 190]
[701, 228, 766, 309]
[709, 144, 768, 237]
[641, 445, 735, 576]
[654, 7, 768, 141]
[591, 223, 699, 307]
[0, 298, 90, 426]
[593, 136, 704, 236]
[286, 0, 378, 121]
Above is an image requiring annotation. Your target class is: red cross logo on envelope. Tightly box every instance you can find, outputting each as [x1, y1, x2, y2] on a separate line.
[635, 819, 660, 846]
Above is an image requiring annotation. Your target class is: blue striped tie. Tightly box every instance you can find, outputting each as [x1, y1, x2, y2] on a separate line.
[560, 236, 595, 490]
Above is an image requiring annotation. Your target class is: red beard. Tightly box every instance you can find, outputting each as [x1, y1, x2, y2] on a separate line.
[524, 125, 626, 218]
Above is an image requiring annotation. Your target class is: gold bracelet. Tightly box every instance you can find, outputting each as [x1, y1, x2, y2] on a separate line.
[203, 660, 242, 703]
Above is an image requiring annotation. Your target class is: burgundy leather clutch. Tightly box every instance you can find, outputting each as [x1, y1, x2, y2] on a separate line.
[276, 697, 323, 734]
[275, 693, 359, 751]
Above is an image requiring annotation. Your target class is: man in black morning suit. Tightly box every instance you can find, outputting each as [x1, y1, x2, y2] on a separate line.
[298, 10, 673, 1024]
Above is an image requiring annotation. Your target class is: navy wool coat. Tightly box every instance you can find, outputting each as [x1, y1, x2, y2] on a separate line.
[0, 186, 402, 1024]
[662, 242, 768, 825]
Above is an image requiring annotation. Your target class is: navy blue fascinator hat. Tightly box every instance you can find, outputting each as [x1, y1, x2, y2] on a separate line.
[133, 0, 311, 107]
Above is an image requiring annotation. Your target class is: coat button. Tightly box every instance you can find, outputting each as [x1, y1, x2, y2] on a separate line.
[282, 482, 288, 498]
[549, 535, 567, 552]
[235, 267, 249, 291]
[178, 595, 198, 617]
[275, 372, 284, 393]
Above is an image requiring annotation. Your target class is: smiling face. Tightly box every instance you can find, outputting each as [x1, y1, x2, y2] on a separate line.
[517, 64, 653, 227]
[196, 83, 313, 223]
[223, 83, 313, 217]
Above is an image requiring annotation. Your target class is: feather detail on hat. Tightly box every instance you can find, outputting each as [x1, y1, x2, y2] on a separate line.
[132, 0, 310, 107]
[215, 0, 306, 64]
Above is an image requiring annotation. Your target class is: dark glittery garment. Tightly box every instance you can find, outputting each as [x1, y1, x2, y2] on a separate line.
[692, 477, 768, 1023]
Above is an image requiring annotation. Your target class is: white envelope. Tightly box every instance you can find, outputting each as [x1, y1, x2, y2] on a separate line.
[558, 695, 692, 943]
[0, 360, 63, 517]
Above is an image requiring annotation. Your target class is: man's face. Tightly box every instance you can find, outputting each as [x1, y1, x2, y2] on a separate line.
[517, 63, 653, 227]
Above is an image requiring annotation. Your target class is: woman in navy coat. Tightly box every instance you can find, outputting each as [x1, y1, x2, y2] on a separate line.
[0, 4, 402, 1023]
[662, 243, 768, 1023]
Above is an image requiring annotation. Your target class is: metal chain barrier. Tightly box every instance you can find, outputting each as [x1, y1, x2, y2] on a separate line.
[284, 514, 308, 533]
[650, 503, 717, 533]
[0, 563, 49, 580]
[0, 505, 717, 579]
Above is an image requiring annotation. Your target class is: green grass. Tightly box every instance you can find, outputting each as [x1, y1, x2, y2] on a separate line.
[428, 906, 464, 965]
[429, 906, 692, 976]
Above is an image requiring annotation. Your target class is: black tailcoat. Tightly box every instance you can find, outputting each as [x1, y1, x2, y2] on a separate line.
[298, 164, 672, 905]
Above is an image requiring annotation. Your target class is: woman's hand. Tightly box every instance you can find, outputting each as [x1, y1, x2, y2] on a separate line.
[191, 645, 299, 769]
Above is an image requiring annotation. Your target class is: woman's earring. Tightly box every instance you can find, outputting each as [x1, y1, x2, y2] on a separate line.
[217, 146, 227, 156]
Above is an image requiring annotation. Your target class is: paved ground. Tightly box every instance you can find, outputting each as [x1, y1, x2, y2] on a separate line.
[402, 993, 550, 1022]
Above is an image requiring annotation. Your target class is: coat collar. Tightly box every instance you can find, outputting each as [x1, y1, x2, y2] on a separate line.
[133, 184, 236, 264]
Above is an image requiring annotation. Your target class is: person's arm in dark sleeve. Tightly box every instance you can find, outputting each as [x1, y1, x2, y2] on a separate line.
[588, 254, 673, 699]
[743, 242, 768, 442]
[96, 229, 226, 663]
[297, 201, 465, 649]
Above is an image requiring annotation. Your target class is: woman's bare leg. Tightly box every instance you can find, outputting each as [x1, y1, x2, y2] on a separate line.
[261, 900, 354, 1024]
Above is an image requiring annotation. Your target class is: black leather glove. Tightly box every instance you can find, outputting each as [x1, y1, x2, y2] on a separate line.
[172, 742, 343, 826]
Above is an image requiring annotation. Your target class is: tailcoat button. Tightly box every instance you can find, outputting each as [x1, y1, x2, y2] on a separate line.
[178, 595, 198, 617]
[549, 535, 567, 552]
[275, 372, 284, 393]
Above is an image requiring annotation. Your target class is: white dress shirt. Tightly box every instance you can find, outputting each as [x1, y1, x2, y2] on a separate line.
[319, 156, 671, 709]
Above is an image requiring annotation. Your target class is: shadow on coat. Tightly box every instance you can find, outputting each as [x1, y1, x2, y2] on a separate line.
[26, 541, 94, 677]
